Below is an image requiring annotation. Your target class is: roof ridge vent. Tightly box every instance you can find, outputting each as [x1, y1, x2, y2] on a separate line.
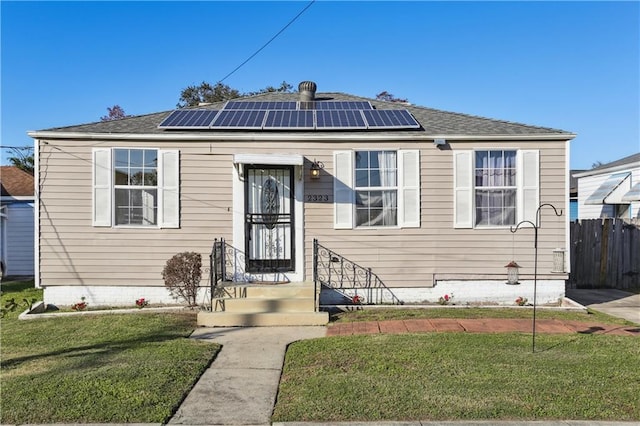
[298, 81, 317, 101]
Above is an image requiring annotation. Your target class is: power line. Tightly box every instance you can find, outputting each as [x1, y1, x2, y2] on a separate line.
[0, 146, 33, 150]
[218, 0, 316, 84]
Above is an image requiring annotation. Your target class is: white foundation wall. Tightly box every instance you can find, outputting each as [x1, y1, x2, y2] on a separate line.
[320, 280, 566, 306]
[44, 280, 566, 308]
[43, 285, 210, 308]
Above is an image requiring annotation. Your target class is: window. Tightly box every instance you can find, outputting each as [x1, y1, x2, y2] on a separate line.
[355, 151, 397, 227]
[334, 150, 419, 229]
[114, 149, 158, 226]
[454, 149, 539, 229]
[92, 148, 179, 228]
[474, 150, 516, 226]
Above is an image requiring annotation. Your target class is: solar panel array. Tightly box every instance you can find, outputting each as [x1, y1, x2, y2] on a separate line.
[158, 101, 420, 130]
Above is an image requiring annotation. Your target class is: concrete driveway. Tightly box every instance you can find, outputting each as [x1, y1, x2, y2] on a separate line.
[566, 288, 640, 324]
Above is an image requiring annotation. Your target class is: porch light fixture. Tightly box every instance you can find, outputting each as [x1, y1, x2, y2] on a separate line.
[505, 261, 521, 285]
[310, 159, 323, 179]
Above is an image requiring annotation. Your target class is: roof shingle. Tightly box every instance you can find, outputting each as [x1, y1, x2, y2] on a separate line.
[1, 166, 34, 197]
[35, 91, 573, 138]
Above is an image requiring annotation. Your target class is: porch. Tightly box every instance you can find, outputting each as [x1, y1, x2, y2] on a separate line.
[196, 238, 402, 327]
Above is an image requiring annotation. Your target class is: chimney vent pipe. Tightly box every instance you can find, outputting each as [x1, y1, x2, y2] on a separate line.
[298, 81, 317, 102]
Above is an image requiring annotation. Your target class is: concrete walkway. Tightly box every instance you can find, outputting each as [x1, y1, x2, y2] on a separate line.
[169, 326, 326, 425]
[566, 288, 640, 324]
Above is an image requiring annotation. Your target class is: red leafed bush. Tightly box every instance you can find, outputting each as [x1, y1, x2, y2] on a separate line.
[161, 252, 202, 307]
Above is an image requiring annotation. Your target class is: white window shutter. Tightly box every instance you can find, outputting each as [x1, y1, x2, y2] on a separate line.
[453, 150, 473, 228]
[92, 148, 112, 227]
[333, 151, 353, 229]
[399, 150, 420, 228]
[519, 150, 539, 225]
[159, 150, 180, 228]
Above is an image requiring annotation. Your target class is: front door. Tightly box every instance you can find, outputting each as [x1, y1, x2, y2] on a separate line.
[245, 166, 295, 273]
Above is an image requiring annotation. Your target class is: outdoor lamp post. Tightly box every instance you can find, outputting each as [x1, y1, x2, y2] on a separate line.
[505, 261, 521, 285]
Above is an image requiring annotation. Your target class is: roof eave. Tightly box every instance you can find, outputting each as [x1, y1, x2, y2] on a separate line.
[28, 131, 576, 142]
[573, 161, 640, 178]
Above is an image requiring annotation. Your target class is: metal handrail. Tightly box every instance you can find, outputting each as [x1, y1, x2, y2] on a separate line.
[313, 238, 403, 305]
[209, 238, 250, 311]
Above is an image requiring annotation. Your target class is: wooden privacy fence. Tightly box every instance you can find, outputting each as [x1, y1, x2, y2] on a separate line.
[569, 218, 640, 289]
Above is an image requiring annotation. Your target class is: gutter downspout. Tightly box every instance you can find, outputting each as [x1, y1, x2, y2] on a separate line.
[34, 138, 40, 288]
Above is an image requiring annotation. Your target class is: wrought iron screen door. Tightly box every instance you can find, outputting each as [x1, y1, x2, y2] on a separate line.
[245, 166, 295, 273]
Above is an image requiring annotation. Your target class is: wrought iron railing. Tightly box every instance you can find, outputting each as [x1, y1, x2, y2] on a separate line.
[313, 239, 403, 305]
[209, 238, 248, 311]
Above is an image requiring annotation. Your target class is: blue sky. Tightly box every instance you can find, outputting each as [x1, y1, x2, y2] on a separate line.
[1, 1, 638, 169]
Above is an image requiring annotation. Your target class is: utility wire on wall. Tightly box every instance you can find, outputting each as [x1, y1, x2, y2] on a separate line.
[217, 0, 316, 84]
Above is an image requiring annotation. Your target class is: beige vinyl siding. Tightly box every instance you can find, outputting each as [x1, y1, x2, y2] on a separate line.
[38, 138, 568, 289]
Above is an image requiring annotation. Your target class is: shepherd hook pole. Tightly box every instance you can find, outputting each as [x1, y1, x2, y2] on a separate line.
[510, 203, 562, 353]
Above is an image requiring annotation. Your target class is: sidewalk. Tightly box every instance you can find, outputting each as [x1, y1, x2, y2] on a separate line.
[327, 317, 640, 337]
[169, 326, 326, 425]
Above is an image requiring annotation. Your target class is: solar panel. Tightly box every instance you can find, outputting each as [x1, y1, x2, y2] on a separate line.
[224, 101, 297, 110]
[315, 110, 367, 129]
[158, 110, 219, 128]
[210, 110, 267, 129]
[299, 101, 373, 110]
[263, 110, 314, 129]
[362, 109, 420, 129]
[158, 106, 422, 131]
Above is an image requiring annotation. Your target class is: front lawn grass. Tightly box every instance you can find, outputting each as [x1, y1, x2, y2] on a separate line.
[274, 332, 640, 422]
[0, 280, 220, 424]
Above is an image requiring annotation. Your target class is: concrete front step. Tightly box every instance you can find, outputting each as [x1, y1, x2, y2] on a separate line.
[218, 282, 316, 299]
[197, 311, 329, 327]
[219, 296, 315, 313]
[199, 281, 326, 327]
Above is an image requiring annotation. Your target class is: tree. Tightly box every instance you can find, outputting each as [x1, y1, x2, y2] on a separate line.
[177, 81, 294, 108]
[376, 91, 408, 103]
[100, 105, 130, 121]
[245, 81, 294, 96]
[8, 146, 34, 175]
[177, 82, 241, 108]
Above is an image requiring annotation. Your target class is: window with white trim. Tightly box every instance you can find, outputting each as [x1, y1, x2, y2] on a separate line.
[474, 150, 516, 226]
[355, 151, 398, 227]
[453, 149, 539, 229]
[334, 149, 420, 229]
[114, 149, 158, 226]
[92, 148, 179, 228]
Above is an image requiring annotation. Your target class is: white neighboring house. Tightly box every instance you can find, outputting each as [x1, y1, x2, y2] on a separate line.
[574, 153, 640, 220]
[0, 166, 35, 277]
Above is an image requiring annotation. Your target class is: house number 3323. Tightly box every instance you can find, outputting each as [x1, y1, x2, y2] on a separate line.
[306, 194, 330, 202]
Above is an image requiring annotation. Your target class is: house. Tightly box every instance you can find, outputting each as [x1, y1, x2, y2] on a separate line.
[28, 81, 575, 324]
[573, 153, 640, 220]
[569, 169, 585, 221]
[0, 166, 35, 277]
